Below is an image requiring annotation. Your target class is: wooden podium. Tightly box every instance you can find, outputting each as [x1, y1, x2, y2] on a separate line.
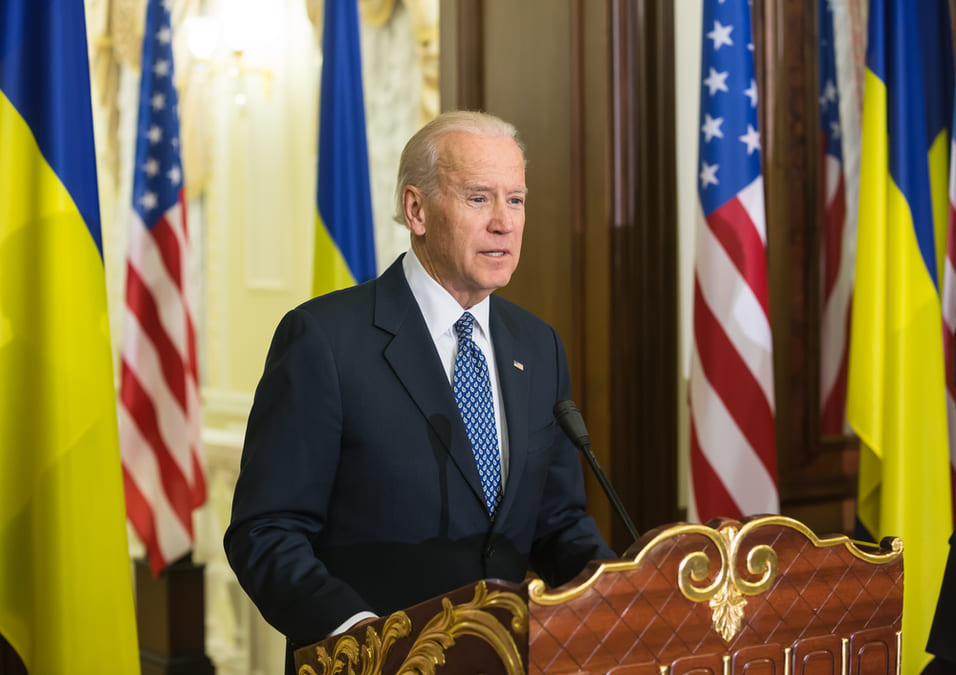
[294, 516, 903, 674]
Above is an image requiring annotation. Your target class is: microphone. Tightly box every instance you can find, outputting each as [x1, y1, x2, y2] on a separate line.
[554, 399, 640, 543]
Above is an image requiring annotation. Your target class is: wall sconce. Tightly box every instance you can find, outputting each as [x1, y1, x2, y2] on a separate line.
[185, 15, 220, 62]
[184, 4, 274, 105]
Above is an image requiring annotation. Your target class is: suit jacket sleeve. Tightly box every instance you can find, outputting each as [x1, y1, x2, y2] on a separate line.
[928, 530, 956, 663]
[224, 306, 370, 645]
[526, 326, 617, 585]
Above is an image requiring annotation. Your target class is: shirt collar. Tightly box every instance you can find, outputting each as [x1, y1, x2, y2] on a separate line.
[402, 249, 492, 341]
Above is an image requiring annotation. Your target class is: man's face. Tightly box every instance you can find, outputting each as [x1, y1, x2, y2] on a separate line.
[409, 131, 527, 309]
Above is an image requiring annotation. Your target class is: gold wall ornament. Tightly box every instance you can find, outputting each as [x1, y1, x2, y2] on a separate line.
[400, 581, 527, 674]
[360, 0, 398, 26]
[405, 0, 440, 124]
[304, 0, 322, 38]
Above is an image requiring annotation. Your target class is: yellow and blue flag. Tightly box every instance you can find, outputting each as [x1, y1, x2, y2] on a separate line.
[313, 0, 377, 295]
[847, 0, 954, 671]
[0, 0, 140, 672]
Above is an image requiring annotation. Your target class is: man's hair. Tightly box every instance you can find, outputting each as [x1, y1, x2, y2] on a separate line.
[393, 110, 526, 224]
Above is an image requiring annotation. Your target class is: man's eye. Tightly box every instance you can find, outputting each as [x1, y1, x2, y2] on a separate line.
[470, 196, 486, 203]
[509, 197, 525, 206]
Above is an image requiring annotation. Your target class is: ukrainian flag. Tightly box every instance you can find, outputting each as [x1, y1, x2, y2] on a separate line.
[847, 0, 954, 671]
[313, 0, 377, 294]
[0, 1, 140, 672]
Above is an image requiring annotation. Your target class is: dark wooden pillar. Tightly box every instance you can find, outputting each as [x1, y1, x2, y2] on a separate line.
[607, 0, 680, 541]
[135, 557, 215, 675]
[441, 0, 680, 552]
[756, 0, 859, 534]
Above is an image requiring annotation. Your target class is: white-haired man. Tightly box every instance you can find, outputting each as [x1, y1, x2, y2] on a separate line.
[225, 110, 615, 673]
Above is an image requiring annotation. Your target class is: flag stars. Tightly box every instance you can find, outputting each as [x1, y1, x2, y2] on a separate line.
[700, 162, 719, 188]
[147, 125, 163, 143]
[707, 20, 734, 50]
[701, 114, 724, 142]
[167, 165, 182, 185]
[157, 27, 172, 44]
[739, 124, 761, 155]
[829, 121, 841, 140]
[144, 158, 159, 176]
[820, 79, 837, 107]
[151, 93, 166, 111]
[703, 67, 730, 95]
[744, 79, 758, 107]
[153, 60, 170, 77]
[140, 191, 158, 211]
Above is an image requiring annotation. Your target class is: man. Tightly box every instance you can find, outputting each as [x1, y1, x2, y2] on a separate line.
[224, 111, 615, 670]
[926, 531, 955, 671]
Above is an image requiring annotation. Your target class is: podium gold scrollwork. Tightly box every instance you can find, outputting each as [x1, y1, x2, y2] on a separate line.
[402, 582, 528, 674]
[300, 581, 528, 675]
[677, 524, 779, 642]
[530, 517, 900, 646]
[301, 611, 412, 675]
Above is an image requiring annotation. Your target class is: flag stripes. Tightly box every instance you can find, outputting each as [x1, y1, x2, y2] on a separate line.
[689, 0, 778, 523]
[942, 102, 956, 526]
[119, 0, 205, 576]
[819, 0, 852, 436]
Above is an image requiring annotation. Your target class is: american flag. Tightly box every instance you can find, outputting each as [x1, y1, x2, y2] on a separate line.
[120, 0, 205, 576]
[942, 90, 956, 526]
[818, 0, 852, 437]
[688, 0, 778, 522]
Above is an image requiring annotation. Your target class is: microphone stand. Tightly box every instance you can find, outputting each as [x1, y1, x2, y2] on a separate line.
[554, 399, 641, 543]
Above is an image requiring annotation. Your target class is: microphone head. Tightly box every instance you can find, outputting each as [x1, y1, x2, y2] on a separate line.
[553, 399, 591, 449]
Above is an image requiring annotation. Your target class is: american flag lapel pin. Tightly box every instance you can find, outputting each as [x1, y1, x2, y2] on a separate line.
[513, 360, 524, 371]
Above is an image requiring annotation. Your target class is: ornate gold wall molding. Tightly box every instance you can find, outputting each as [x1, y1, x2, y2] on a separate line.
[360, 0, 398, 26]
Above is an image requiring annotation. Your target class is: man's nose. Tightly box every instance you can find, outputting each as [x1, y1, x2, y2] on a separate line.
[489, 200, 516, 232]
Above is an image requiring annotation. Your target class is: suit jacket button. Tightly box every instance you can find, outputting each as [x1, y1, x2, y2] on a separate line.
[485, 544, 495, 558]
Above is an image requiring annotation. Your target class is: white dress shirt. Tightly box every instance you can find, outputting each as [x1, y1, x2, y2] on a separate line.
[402, 248, 510, 483]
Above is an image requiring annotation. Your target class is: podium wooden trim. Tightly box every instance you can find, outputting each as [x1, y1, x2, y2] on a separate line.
[294, 516, 903, 674]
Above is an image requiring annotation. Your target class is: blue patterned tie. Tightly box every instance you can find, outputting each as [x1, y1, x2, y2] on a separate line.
[453, 312, 502, 518]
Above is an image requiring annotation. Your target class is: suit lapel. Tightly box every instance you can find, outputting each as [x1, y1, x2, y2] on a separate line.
[489, 298, 530, 526]
[374, 258, 487, 510]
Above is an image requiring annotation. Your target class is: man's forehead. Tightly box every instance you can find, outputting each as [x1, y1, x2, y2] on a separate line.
[437, 135, 525, 181]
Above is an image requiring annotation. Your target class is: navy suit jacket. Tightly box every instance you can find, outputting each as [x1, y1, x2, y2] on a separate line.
[928, 531, 956, 664]
[225, 256, 614, 650]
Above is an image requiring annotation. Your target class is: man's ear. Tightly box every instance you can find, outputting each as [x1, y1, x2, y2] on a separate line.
[403, 186, 427, 236]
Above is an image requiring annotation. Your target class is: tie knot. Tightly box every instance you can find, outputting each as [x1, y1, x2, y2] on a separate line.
[454, 312, 475, 341]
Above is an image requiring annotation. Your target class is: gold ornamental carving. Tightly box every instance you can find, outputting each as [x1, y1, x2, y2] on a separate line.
[677, 525, 778, 641]
[359, 0, 398, 26]
[528, 515, 903, 644]
[300, 581, 528, 675]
